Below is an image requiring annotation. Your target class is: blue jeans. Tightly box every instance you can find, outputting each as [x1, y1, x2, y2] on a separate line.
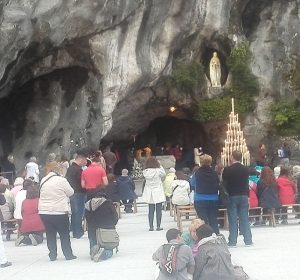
[194, 200, 219, 234]
[70, 192, 86, 238]
[227, 195, 252, 245]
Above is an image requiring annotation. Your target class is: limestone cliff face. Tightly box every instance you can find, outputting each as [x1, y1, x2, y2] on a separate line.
[0, 0, 299, 165]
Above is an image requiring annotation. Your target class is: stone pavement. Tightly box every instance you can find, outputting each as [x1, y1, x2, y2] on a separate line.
[1, 205, 300, 280]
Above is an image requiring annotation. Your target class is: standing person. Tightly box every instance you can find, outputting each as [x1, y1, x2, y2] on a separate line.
[193, 147, 203, 166]
[222, 150, 253, 247]
[116, 169, 137, 213]
[257, 167, 281, 224]
[255, 144, 267, 166]
[278, 143, 291, 166]
[15, 185, 45, 246]
[81, 156, 108, 199]
[152, 228, 195, 280]
[193, 154, 220, 234]
[142, 157, 166, 231]
[65, 152, 87, 239]
[59, 155, 70, 177]
[94, 151, 106, 170]
[0, 192, 12, 268]
[293, 165, 300, 217]
[45, 153, 58, 175]
[163, 168, 176, 210]
[39, 164, 76, 261]
[85, 189, 119, 262]
[171, 171, 190, 207]
[103, 148, 117, 174]
[1, 155, 16, 184]
[276, 167, 296, 224]
[25, 156, 40, 183]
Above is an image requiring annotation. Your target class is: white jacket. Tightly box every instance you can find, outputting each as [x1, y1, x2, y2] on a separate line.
[14, 190, 27, 219]
[38, 172, 74, 214]
[25, 162, 40, 183]
[171, 179, 190, 206]
[142, 166, 166, 204]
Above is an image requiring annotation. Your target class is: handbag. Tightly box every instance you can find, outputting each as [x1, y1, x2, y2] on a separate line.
[96, 228, 119, 251]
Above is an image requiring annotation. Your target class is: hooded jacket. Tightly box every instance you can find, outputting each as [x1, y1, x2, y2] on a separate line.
[142, 166, 166, 204]
[171, 179, 190, 206]
[116, 176, 137, 200]
[85, 196, 118, 230]
[193, 235, 235, 280]
[276, 176, 296, 205]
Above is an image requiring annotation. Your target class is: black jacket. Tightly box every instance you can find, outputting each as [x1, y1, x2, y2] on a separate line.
[222, 162, 249, 196]
[85, 196, 118, 230]
[65, 162, 86, 193]
[257, 181, 281, 209]
[195, 165, 219, 195]
[106, 182, 121, 202]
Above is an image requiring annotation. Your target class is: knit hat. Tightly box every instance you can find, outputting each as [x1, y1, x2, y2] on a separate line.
[14, 177, 24, 187]
[168, 167, 176, 173]
[274, 166, 281, 179]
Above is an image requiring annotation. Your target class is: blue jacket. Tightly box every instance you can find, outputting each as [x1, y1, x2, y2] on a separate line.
[116, 176, 137, 200]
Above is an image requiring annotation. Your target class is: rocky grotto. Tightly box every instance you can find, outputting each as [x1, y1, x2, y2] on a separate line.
[0, 0, 300, 167]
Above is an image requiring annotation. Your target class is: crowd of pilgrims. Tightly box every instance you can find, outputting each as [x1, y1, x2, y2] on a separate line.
[0, 144, 299, 280]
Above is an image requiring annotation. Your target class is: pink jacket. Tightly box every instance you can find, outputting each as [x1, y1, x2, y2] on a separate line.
[276, 176, 296, 205]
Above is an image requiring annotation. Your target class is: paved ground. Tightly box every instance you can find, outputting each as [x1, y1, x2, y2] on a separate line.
[1, 205, 300, 280]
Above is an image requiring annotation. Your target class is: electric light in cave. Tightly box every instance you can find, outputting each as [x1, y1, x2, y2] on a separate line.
[169, 106, 177, 113]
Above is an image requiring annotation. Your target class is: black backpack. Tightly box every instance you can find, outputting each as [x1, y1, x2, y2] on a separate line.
[160, 244, 183, 275]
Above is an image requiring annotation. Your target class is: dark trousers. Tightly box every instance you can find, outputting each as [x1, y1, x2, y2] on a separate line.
[194, 200, 220, 234]
[21, 232, 44, 245]
[122, 199, 134, 211]
[70, 192, 86, 238]
[148, 203, 162, 228]
[40, 214, 74, 259]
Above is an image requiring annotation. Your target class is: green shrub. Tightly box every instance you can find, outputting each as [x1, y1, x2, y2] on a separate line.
[162, 60, 205, 92]
[271, 101, 300, 136]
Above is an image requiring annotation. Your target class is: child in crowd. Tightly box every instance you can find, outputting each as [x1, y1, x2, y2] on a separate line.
[193, 224, 235, 280]
[181, 219, 205, 256]
[153, 228, 195, 280]
[15, 185, 45, 246]
[163, 167, 176, 210]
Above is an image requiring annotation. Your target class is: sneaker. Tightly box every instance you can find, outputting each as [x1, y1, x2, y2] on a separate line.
[227, 242, 237, 248]
[90, 245, 100, 260]
[15, 235, 25, 247]
[49, 254, 57, 262]
[245, 242, 254, 247]
[149, 227, 154, 231]
[29, 234, 38, 246]
[93, 248, 105, 263]
[0, 262, 12, 268]
[156, 227, 163, 231]
[65, 255, 77, 261]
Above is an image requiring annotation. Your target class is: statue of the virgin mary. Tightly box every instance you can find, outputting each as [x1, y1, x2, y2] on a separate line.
[209, 52, 221, 88]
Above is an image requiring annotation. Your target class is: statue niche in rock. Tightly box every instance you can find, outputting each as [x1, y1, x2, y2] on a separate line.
[209, 52, 222, 88]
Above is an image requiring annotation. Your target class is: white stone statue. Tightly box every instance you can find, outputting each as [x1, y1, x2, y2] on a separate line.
[209, 52, 221, 87]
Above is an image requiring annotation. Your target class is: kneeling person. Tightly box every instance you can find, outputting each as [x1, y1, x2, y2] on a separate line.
[153, 228, 195, 280]
[85, 188, 119, 262]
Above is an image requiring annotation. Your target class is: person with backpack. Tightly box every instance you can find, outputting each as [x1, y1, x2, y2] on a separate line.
[152, 228, 195, 280]
[85, 188, 119, 262]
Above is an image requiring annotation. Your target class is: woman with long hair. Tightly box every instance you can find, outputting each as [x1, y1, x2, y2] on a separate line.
[276, 167, 296, 224]
[142, 157, 166, 231]
[257, 166, 281, 224]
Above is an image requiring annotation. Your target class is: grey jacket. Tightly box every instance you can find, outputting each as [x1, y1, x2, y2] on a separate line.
[193, 235, 235, 280]
[153, 240, 195, 280]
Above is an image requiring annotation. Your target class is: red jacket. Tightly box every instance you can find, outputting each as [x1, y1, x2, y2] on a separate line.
[276, 176, 296, 205]
[21, 198, 45, 233]
[249, 181, 259, 208]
